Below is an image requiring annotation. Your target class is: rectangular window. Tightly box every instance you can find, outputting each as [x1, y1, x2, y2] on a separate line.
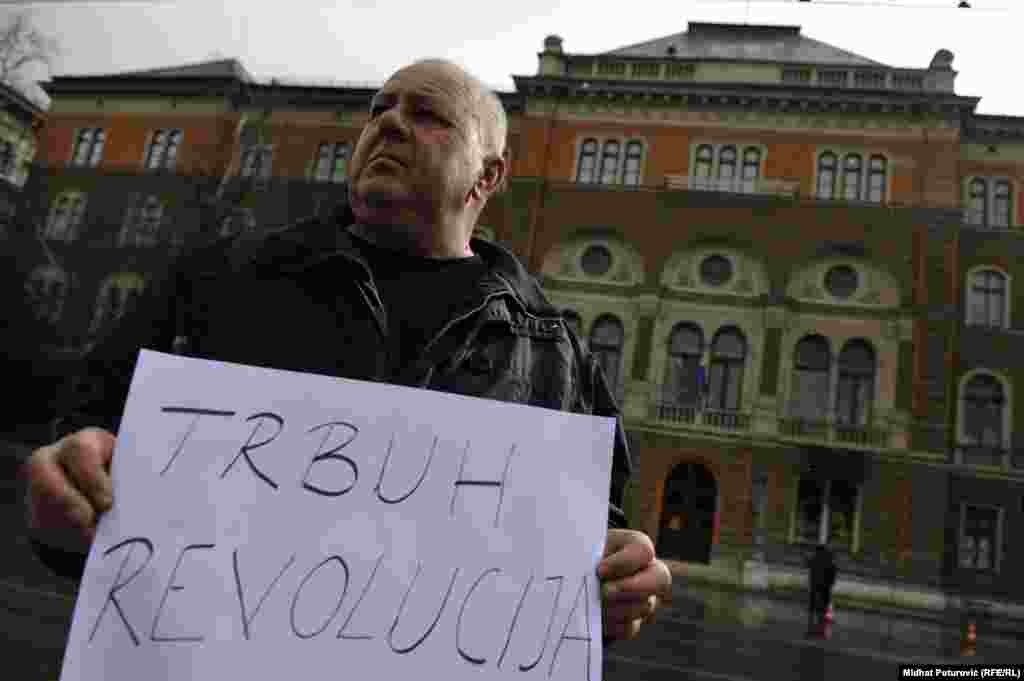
[632, 62, 660, 79]
[666, 63, 695, 80]
[596, 61, 627, 77]
[241, 145, 273, 181]
[959, 504, 1001, 571]
[71, 128, 106, 167]
[818, 70, 848, 87]
[782, 68, 811, 84]
[894, 73, 924, 90]
[313, 142, 350, 183]
[144, 129, 183, 170]
[854, 71, 886, 89]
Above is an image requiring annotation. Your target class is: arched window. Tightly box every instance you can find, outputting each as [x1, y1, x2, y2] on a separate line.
[968, 178, 988, 226]
[708, 328, 746, 411]
[576, 138, 598, 183]
[816, 152, 837, 200]
[967, 269, 1007, 328]
[121, 194, 165, 247]
[789, 335, 831, 421]
[741, 147, 761, 186]
[589, 315, 624, 394]
[622, 141, 643, 186]
[993, 180, 1012, 228]
[25, 265, 69, 324]
[144, 129, 182, 170]
[842, 154, 863, 201]
[694, 144, 714, 181]
[960, 374, 1007, 467]
[836, 340, 876, 426]
[664, 323, 704, 406]
[90, 272, 146, 334]
[867, 155, 887, 203]
[72, 128, 105, 167]
[44, 191, 87, 242]
[599, 140, 621, 184]
[717, 145, 737, 181]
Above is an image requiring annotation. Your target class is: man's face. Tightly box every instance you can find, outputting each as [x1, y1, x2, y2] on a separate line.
[348, 62, 486, 226]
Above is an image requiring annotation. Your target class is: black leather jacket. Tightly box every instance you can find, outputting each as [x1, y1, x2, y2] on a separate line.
[43, 200, 632, 578]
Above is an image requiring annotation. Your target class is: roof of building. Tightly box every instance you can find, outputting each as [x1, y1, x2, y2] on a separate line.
[76, 58, 255, 82]
[602, 22, 887, 67]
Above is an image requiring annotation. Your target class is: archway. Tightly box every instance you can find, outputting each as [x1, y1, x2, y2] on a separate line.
[657, 462, 718, 564]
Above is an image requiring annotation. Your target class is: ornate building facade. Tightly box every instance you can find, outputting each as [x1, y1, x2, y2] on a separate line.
[25, 22, 1024, 608]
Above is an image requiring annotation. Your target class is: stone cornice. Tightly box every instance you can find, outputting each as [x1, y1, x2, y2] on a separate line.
[512, 75, 979, 117]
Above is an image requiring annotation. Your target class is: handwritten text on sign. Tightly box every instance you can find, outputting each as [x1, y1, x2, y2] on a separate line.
[59, 350, 616, 681]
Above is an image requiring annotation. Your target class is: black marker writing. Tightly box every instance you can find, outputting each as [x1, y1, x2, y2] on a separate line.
[519, 575, 565, 672]
[387, 562, 460, 655]
[455, 567, 501, 665]
[497, 575, 534, 669]
[337, 553, 386, 640]
[233, 548, 296, 640]
[375, 434, 439, 504]
[220, 412, 284, 490]
[89, 537, 155, 646]
[449, 441, 516, 529]
[301, 421, 360, 497]
[548, 575, 594, 680]
[159, 407, 236, 476]
[150, 543, 215, 643]
[290, 555, 351, 640]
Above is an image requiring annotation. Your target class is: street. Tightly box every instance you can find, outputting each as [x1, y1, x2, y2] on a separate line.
[2, 441, 1022, 681]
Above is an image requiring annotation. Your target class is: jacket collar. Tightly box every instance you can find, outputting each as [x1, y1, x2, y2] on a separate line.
[238, 185, 560, 318]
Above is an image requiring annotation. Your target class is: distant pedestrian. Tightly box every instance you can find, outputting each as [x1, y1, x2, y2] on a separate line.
[807, 544, 837, 634]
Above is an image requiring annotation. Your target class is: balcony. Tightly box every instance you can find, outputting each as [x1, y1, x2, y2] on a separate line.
[651, 400, 751, 433]
[955, 444, 1024, 471]
[665, 175, 800, 198]
[779, 417, 889, 449]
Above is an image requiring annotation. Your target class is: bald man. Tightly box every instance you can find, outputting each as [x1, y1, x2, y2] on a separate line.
[23, 59, 671, 644]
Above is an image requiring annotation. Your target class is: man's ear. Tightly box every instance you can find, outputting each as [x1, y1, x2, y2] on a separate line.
[474, 151, 509, 199]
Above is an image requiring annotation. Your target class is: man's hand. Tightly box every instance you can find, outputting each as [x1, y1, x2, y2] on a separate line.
[22, 428, 116, 554]
[598, 528, 672, 641]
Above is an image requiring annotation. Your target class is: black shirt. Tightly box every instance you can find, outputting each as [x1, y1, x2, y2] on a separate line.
[348, 226, 489, 371]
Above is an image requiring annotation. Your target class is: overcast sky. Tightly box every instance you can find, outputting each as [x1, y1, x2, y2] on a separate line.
[10, 0, 1021, 116]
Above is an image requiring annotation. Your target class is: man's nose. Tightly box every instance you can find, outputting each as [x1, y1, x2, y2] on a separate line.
[376, 105, 410, 140]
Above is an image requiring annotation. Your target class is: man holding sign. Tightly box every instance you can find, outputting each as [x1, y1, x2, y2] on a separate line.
[23, 58, 671, 659]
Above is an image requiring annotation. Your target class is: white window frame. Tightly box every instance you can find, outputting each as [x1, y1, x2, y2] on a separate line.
[572, 135, 646, 186]
[965, 265, 1011, 329]
[143, 128, 183, 171]
[815, 149, 889, 204]
[964, 176, 1015, 229]
[688, 142, 765, 193]
[312, 141, 350, 183]
[69, 127, 106, 168]
[956, 369, 1012, 466]
[958, 503, 1004, 573]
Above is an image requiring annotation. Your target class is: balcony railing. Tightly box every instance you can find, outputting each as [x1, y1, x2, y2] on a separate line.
[779, 417, 889, 448]
[665, 175, 801, 198]
[956, 444, 1024, 470]
[651, 400, 751, 432]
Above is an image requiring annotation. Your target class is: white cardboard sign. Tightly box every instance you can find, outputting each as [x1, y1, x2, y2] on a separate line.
[58, 350, 615, 681]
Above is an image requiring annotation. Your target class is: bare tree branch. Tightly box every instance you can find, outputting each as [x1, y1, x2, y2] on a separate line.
[0, 10, 61, 103]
